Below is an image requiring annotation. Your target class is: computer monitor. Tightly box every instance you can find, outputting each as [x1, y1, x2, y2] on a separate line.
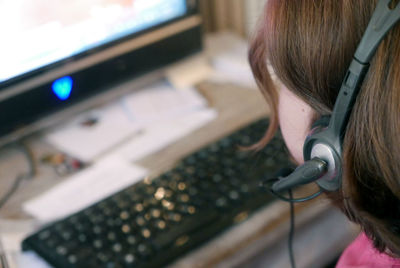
[0, 0, 202, 146]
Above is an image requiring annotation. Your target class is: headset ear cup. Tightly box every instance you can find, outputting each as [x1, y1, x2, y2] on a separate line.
[303, 114, 342, 191]
[304, 115, 331, 161]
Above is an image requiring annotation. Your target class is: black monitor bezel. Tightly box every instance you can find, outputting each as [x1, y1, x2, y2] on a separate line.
[0, 0, 202, 145]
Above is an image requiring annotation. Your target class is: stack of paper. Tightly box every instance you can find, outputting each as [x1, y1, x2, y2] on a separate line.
[44, 103, 140, 162]
[115, 108, 217, 162]
[23, 157, 148, 222]
[121, 82, 208, 125]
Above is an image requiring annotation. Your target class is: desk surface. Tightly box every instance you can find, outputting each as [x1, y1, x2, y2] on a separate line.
[0, 81, 357, 268]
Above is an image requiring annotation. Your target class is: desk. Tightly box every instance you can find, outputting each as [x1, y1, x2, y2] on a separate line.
[0, 81, 358, 268]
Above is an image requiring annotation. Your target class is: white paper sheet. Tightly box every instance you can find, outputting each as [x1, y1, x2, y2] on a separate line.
[17, 252, 53, 268]
[115, 108, 217, 162]
[44, 103, 140, 162]
[121, 82, 208, 125]
[23, 157, 148, 222]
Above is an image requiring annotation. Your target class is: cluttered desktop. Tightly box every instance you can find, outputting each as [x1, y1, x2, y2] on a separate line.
[0, 1, 356, 267]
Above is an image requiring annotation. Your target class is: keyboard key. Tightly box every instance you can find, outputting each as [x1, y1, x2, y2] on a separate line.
[137, 243, 152, 258]
[126, 235, 138, 245]
[150, 208, 161, 218]
[56, 246, 67, 255]
[124, 254, 136, 265]
[141, 228, 151, 239]
[121, 224, 131, 234]
[154, 219, 167, 230]
[216, 197, 229, 208]
[229, 190, 240, 201]
[67, 255, 77, 264]
[135, 216, 146, 226]
[112, 243, 123, 253]
[93, 239, 103, 249]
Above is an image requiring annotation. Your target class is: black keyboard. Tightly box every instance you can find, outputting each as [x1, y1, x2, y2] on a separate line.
[22, 118, 290, 268]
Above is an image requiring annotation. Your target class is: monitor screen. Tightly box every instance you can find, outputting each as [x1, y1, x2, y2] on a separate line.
[0, 0, 201, 145]
[0, 0, 187, 84]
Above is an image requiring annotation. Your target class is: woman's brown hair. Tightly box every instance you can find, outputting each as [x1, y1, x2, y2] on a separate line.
[249, 0, 400, 256]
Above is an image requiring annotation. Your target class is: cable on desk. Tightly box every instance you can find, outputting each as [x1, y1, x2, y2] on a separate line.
[262, 184, 324, 268]
[0, 142, 36, 211]
[261, 168, 325, 268]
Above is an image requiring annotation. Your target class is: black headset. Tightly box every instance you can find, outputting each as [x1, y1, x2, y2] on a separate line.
[271, 0, 400, 194]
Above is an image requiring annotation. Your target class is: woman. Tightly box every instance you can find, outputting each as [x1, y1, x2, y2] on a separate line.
[249, 0, 400, 266]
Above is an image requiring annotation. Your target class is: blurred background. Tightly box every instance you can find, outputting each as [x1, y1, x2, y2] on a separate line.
[200, 0, 267, 38]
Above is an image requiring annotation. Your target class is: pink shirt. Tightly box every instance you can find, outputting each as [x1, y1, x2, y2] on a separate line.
[336, 233, 400, 267]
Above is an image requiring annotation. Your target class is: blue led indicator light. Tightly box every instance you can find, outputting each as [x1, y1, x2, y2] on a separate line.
[52, 76, 73, 100]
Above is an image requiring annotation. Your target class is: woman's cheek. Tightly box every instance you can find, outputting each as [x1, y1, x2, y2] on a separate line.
[278, 87, 314, 165]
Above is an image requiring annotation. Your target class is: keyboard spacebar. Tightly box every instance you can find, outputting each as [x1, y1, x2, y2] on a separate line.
[153, 210, 219, 249]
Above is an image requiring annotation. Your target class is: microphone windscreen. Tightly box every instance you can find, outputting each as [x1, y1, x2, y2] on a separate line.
[272, 158, 327, 193]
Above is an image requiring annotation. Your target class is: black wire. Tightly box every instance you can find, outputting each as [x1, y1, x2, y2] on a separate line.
[261, 176, 325, 203]
[0, 142, 36, 210]
[269, 188, 324, 203]
[260, 173, 325, 268]
[288, 189, 296, 268]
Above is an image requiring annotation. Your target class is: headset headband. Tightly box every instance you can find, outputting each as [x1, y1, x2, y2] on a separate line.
[329, 0, 400, 140]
